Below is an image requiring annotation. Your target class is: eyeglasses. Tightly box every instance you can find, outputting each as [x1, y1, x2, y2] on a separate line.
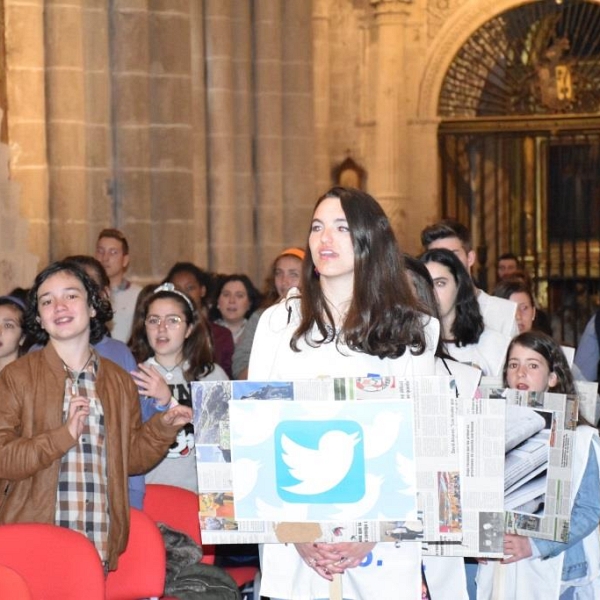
[145, 315, 184, 329]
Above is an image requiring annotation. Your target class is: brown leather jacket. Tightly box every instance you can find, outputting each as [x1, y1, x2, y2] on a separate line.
[0, 343, 181, 570]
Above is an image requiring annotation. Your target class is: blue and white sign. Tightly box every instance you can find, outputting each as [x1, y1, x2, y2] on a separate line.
[229, 399, 416, 521]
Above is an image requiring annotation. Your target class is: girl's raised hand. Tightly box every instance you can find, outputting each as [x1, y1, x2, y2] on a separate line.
[131, 363, 171, 406]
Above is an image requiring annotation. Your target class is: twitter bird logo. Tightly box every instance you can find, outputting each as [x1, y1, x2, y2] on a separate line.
[274, 420, 365, 504]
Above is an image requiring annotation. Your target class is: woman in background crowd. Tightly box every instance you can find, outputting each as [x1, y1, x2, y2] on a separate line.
[493, 278, 553, 336]
[421, 247, 510, 377]
[209, 274, 261, 346]
[232, 248, 305, 380]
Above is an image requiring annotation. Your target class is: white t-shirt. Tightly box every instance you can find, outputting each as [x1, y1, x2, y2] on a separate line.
[445, 328, 511, 378]
[110, 281, 142, 343]
[477, 290, 518, 339]
[249, 297, 439, 600]
[249, 297, 439, 382]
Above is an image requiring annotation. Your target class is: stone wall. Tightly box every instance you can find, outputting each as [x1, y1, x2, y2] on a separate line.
[1, 0, 542, 290]
[0, 110, 39, 292]
[3, 0, 318, 288]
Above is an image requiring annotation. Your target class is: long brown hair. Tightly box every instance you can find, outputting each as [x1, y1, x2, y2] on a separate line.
[291, 187, 428, 359]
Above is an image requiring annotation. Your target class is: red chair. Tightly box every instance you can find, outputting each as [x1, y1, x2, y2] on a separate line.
[144, 484, 261, 599]
[0, 522, 105, 599]
[105, 508, 166, 600]
[0, 564, 33, 599]
[143, 483, 204, 550]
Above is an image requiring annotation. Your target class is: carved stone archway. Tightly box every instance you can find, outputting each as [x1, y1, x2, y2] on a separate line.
[418, 0, 600, 343]
[417, 0, 556, 119]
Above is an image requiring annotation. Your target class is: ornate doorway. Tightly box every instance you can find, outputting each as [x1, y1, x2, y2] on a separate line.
[438, 0, 600, 344]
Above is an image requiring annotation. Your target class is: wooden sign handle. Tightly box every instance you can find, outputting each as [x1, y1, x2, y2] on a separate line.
[329, 573, 343, 600]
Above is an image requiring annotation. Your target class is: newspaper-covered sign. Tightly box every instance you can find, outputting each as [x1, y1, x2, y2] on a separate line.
[480, 378, 577, 542]
[192, 376, 505, 555]
[423, 396, 506, 559]
[575, 379, 599, 426]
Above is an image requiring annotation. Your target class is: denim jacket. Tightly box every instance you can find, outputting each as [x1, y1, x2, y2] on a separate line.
[533, 434, 600, 582]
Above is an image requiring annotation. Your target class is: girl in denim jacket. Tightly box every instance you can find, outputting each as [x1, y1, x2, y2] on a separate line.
[477, 331, 600, 600]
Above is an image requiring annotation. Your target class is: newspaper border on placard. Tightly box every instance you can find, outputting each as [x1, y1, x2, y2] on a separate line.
[194, 377, 436, 544]
[423, 395, 506, 559]
[480, 377, 577, 542]
[192, 376, 505, 556]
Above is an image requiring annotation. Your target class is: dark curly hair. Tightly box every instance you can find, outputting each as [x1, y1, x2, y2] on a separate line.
[26, 260, 113, 346]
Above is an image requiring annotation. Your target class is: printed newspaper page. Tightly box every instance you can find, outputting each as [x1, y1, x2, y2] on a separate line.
[192, 376, 470, 545]
[575, 379, 599, 426]
[410, 376, 462, 543]
[423, 396, 506, 559]
[479, 381, 577, 542]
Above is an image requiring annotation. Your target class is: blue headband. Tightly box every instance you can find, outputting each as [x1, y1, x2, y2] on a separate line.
[0, 295, 26, 311]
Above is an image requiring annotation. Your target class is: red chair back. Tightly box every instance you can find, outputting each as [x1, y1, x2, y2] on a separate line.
[0, 564, 33, 599]
[0, 523, 105, 599]
[143, 483, 216, 563]
[105, 508, 166, 600]
[143, 484, 260, 598]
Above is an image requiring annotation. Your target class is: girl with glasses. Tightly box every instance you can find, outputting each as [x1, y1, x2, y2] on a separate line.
[130, 283, 228, 492]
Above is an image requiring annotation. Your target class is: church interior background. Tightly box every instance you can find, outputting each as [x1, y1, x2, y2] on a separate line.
[1, 0, 600, 344]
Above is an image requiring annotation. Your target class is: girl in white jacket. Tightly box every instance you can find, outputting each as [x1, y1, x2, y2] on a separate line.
[249, 187, 439, 600]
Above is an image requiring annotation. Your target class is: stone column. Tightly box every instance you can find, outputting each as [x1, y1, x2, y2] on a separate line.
[281, 0, 315, 254]
[190, 0, 209, 265]
[369, 0, 411, 239]
[406, 117, 440, 254]
[0, 114, 39, 290]
[231, 1, 257, 278]
[45, 2, 112, 260]
[110, 3, 196, 281]
[252, 0, 315, 284]
[253, 0, 284, 280]
[204, 0, 238, 275]
[4, 0, 48, 268]
[312, 0, 330, 196]
[145, 3, 194, 278]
